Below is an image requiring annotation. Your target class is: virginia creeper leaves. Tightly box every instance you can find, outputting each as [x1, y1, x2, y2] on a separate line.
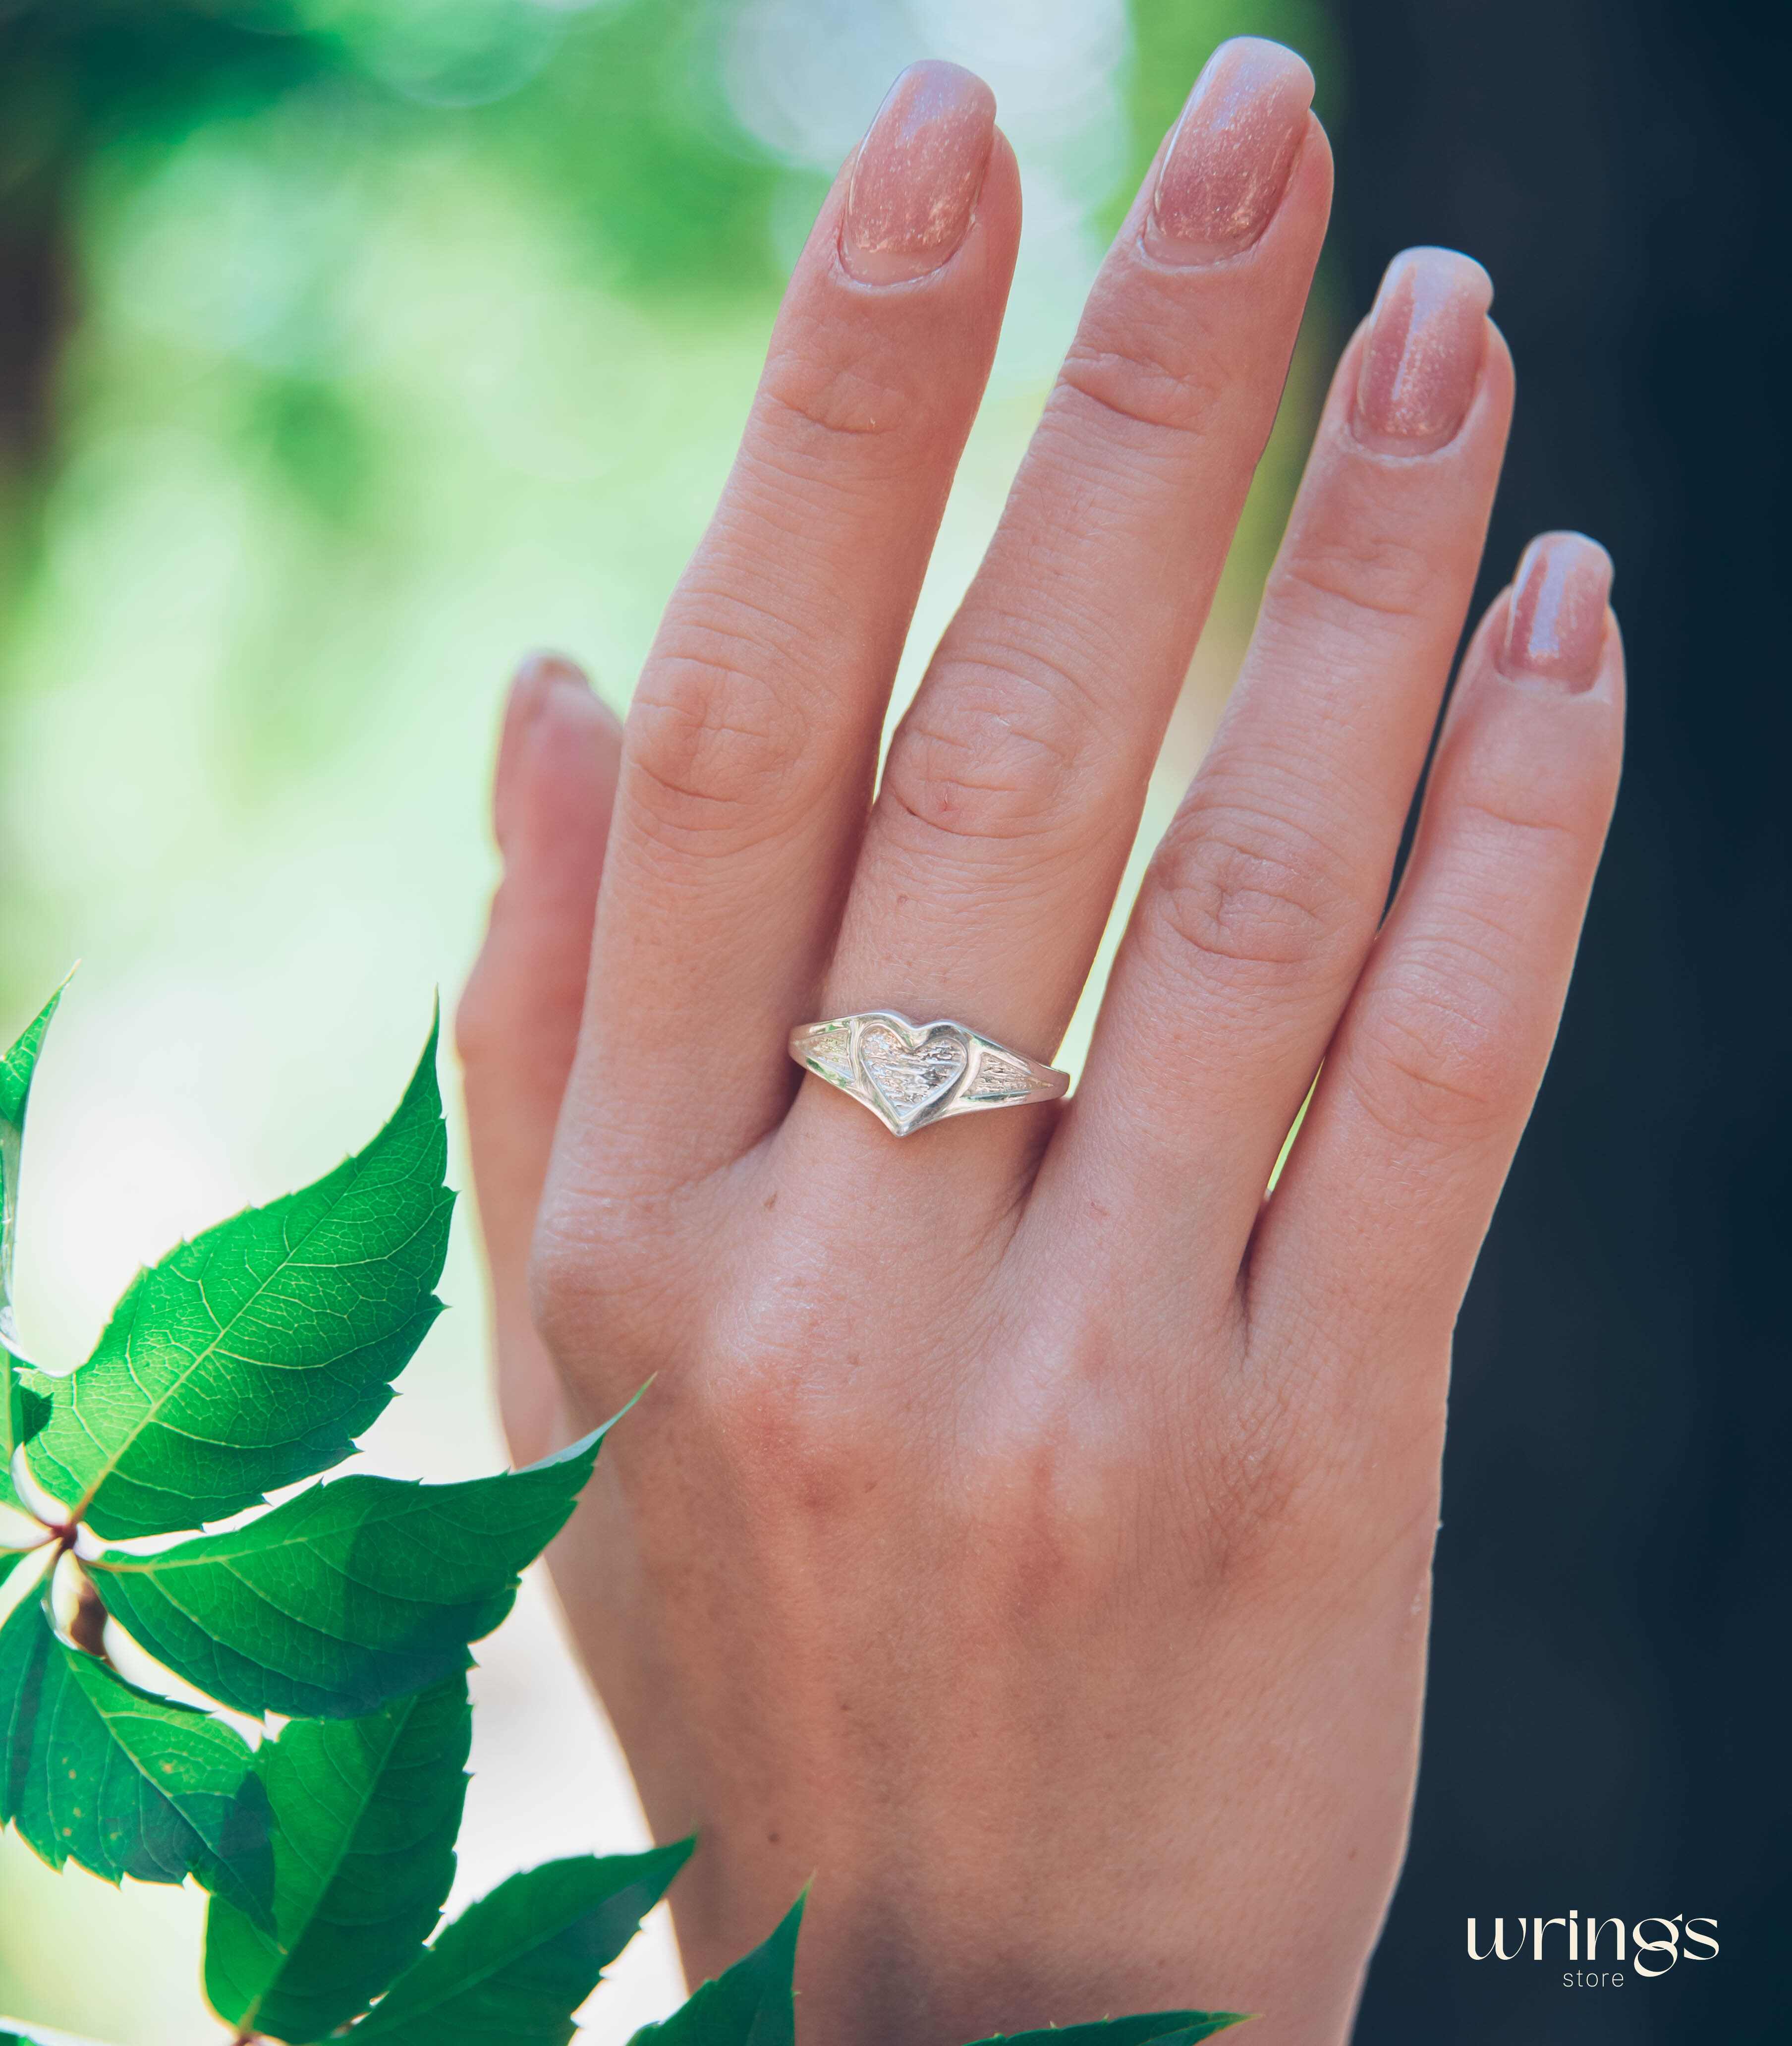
[351, 1844, 694, 2046]
[0, 1347, 44, 1571]
[0, 1587, 272, 1917]
[0, 987, 60, 1364]
[3, 1350, 50, 1474]
[627, 1894, 804, 2046]
[89, 1430, 605, 1718]
[26, 1026, 452, 1539]
[962, 2016, 1250, 2043]
[3, 1348, 53, 1526]
[204, 1675, 471, 2045]
[2, 990, 60, 1516]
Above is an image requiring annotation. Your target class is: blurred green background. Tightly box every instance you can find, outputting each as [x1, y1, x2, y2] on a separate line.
[0, 1, 1334, 2038]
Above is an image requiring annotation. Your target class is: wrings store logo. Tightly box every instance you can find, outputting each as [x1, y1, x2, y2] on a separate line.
[1466, 1913, 1718, 1987]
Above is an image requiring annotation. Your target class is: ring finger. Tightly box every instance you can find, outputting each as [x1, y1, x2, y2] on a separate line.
[798, 39, 1329, 1178]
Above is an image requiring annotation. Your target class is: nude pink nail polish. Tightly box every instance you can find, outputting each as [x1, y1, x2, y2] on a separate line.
[497, 653, 593, 848]
[1145, 38, 1314, 265]
[1353, 247, 1493, 454]
[841, 62, 996, 286]
[1501, 533, 1614, 688]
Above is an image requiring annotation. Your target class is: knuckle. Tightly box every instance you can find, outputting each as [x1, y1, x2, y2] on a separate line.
[949, 1351, 1311, 1613]
[699, 1366, 866, 1520]
[1456, 783, 1587, 852]
[879, 648, 1117, 859]
[626, 610, 820, 850]
[1345, 952, 1529, 1148]
[1145, 798, 1358, 983]
[527, 1196, 608, 1362]
[527, 1186, 670, 1371]
[1057, 320, 1230, 444]
[671, 1260, 891, 1506]
[955, 1395, 1137, 1615]
[757, 342, 909, 451]
[738, 338, 940, 508]
[1271, 519, 1438, 635]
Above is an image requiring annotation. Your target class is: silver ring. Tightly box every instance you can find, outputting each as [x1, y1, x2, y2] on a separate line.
[788, 1010, 1070, 1137]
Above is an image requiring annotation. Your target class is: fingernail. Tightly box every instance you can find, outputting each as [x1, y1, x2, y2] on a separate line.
[842, 61, 996, 285]
[1500, 533, 1614, 688]
[1145, 38, 1314, 265]
[512, 651, 588, 721]
[1352, 247, 1493, 453]
[498, 652, 592, 847]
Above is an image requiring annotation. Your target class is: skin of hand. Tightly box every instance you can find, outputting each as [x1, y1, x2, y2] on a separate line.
[456, 39, 1624, 2046]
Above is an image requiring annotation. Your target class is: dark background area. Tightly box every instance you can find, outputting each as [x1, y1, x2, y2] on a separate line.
[1337, 1, 1790, 2040]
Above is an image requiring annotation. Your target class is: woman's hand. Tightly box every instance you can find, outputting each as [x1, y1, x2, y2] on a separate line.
[456, 40, 1623, 2045]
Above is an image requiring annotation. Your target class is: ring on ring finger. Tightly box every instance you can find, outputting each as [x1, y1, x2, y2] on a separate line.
[789, 1011, 1069, 1137]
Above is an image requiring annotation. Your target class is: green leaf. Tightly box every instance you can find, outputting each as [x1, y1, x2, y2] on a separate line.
[0, 1585, 272, 1917]
[959, 2016, 1251, 2044]
[0, 986, 63, 1364]
[351, 1843, 694, 2046]
[90, 1428, 606, 1718]
[0, 1545, 41, 1594]
[0, 1462, 47, 1588]
[27, 1025, 453, 1538]
[2, 1352, 52, 1521]
[627, 1893, 804, 2046]
[1, 988, 64, 1517]
[204, 1675, 472, 2045]
[3, 1358, 50, 1461]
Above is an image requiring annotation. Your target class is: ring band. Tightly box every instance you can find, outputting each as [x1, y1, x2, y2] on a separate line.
[788, 1011, 1070, 1137]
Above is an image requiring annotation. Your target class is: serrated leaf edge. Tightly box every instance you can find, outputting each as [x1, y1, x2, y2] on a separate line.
[36, 1021, 448, 1534]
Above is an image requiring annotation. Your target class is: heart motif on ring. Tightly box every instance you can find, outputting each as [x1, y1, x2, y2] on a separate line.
[857, 1018, 969, 1127]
